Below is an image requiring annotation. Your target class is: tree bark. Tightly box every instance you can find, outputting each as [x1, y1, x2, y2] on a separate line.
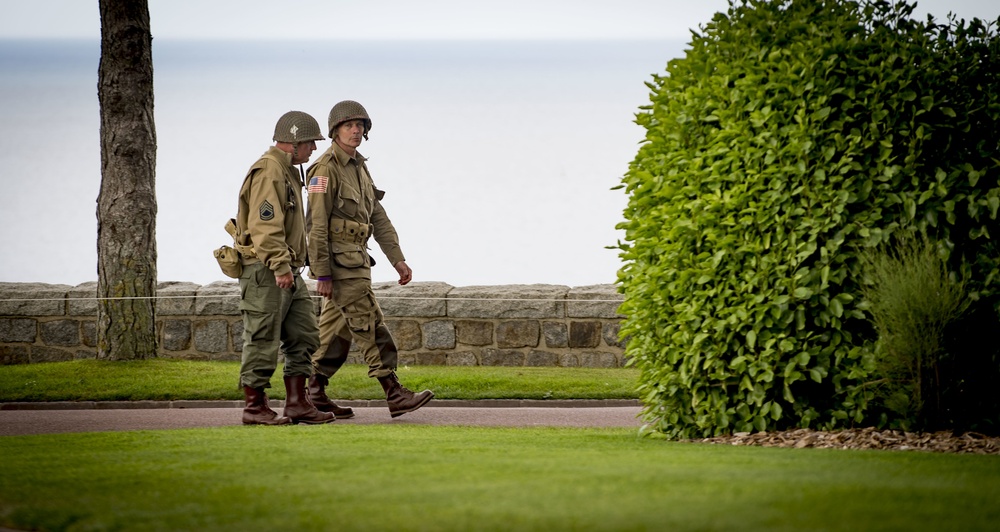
[96, 0, 158, 359]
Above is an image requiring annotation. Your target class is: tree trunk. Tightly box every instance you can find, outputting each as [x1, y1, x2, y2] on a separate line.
[96, 0, 158, 360]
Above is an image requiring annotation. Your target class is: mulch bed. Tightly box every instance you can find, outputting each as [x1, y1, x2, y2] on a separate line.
[687, 427, 1000, 454]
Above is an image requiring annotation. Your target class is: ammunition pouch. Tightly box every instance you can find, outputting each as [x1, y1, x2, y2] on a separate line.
[328, 218, 372, 269]
[214, 245, 243, 278]
[214, 218, 255, 278]
[329, 217, 372, 245]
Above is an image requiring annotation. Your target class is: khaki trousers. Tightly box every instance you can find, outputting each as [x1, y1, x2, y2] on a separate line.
[312, 277, 398, 379]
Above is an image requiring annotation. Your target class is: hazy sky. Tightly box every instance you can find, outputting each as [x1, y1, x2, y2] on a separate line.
[1, 0, 997, 288]
[1, 0, 996, 41]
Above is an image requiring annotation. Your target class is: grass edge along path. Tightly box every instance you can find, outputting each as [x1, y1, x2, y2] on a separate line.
[1, 425, 998, 531]
[0, 360, 640, 402]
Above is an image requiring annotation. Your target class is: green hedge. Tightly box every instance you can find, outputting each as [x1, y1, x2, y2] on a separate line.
[617, 0, 1000, 438]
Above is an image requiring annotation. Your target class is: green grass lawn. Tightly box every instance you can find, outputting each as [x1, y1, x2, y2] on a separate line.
[0, 359, 640, 402]
[1, 425, 998, 531]
[3, 360, 997, 531]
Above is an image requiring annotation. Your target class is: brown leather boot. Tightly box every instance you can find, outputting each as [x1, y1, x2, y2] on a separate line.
[377, 372, 434, 418]
[308, 374, 356, 419]
[243, 386, 291, 425]
[283, 375, 335, 424]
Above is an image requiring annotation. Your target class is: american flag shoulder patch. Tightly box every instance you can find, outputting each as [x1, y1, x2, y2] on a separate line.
[307, 176, 328, 194]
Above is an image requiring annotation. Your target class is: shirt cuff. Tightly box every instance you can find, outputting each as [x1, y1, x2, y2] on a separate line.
[273, 264, 292, 278]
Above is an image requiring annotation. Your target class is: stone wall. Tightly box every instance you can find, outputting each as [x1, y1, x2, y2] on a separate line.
[0, 281, 626, 367]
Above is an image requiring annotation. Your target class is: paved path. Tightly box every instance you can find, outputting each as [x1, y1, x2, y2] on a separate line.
[0, 401, 643, 436]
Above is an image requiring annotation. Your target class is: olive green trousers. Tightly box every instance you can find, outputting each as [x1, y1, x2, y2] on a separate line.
[238, 263, 319, 389]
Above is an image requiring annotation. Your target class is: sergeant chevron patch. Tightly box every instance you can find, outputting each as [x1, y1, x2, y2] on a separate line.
[259, 200, 274, 220]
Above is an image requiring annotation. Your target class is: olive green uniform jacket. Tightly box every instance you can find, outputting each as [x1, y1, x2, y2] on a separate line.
[236, 146, 309, 278]
[305, 143, 404, 281]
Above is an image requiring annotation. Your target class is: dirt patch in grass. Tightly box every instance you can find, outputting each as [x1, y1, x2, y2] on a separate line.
[688, 427, 1000, 454]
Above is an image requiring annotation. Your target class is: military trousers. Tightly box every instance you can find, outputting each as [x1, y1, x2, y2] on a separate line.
[238, 262, 319, 390]
[312, 277, 398, 379]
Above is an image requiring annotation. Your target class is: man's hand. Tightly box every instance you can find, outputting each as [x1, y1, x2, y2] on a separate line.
[317, 279, 333, 299]
[275, 272, 294, 289]
[394, 261, 412, 286]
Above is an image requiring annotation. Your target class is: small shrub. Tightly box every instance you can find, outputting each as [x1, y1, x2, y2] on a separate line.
[859, 233, 969, 430]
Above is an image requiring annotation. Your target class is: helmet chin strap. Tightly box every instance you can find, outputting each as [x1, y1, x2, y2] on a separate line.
[290, 143, 306, 181]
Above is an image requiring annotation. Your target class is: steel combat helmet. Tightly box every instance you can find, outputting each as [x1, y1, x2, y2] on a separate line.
[327, 100, 372, 140]
[273, 111, 325, 144]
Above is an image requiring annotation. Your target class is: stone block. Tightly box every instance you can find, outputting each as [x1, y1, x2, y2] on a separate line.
[194, 320, 229, 353]
[569, 321, 601, 348]
[67, 282, 99, 316]
[375, 281, 451, 317]
[0, 283, 70, 317]
[414, 351, 447, 365]
[195, 281, 240, 316]
[542, 321, 568, 348]
[579, 351, 620, 368]
[567, 285, 624, 318]
[39, 320, 80, 347]
[0, 318, 36, 343]
[481, 348, 525, 366]
[156, 282, 201, 316]
[456, 320, 492, 346]
[526, 350, 559, 367]
[211, 351, 240, 362]
[74, 348, 97, 360]
[603, 322, 626, 348]
[496, 320, 539, 348]
[446, 351, 479, 366]
[0, 345, 30, 365]
[162, 319, 192, 351]
[81, 321, 97, 347]
[558, 353, 580, 367]
[386, 320, 421, 351]
[30, 346, 73, 363]
[230, 320, 244, 352]
[423, 320, 455, 350]
[447, 285, 568, 319]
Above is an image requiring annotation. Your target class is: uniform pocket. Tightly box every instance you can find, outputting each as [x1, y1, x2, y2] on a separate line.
[337, 182, 361, 218]
[238, 266, 280, 341]
[330, 240, 367, 268]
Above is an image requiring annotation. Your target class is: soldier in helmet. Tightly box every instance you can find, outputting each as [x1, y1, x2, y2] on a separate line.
[305, 100, 433, 418]
[234, 111, 334, 425]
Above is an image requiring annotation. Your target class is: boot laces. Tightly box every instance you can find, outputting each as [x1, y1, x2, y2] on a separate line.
[261, 392, 278, 415]
[391, 372, 416, 394]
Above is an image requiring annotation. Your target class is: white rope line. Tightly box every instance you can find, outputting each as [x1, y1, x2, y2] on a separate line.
[1, 295, 623, 303]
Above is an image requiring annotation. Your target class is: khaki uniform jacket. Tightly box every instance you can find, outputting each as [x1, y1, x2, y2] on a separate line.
[306, 143, 404, 281]
[236, 146, 308, 278]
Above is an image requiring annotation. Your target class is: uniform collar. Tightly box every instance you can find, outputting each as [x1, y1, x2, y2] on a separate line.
[331, 142, 366, 167]
[266, 145, 294, 167]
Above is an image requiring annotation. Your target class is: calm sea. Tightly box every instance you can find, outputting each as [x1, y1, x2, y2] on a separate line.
[0, 38, 687, 287]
